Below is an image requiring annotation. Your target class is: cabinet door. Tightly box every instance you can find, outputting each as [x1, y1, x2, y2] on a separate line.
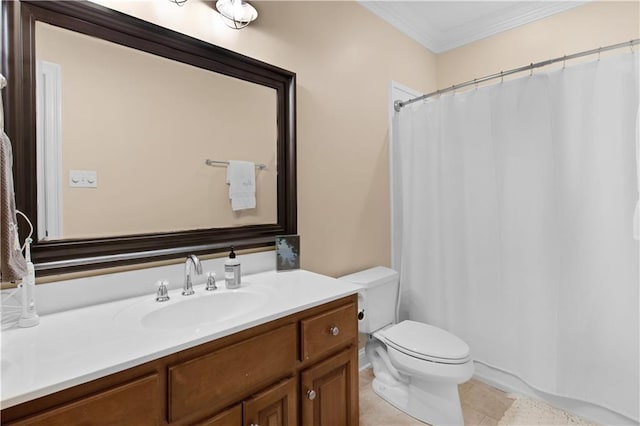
[6, 374, 160, 426]
[243, 377, 297, 426]
[195, 404, 242, 426]
[300, 348, 358, 426]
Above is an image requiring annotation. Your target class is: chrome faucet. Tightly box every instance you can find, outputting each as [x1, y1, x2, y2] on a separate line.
[182, 254, 202, 296]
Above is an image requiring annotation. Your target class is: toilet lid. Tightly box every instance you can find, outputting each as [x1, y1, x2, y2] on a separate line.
[381, 320, 471, 364]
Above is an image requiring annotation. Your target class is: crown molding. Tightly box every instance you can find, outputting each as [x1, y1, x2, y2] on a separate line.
[359, 1, 587, 54]
[436, 2, 587, 52]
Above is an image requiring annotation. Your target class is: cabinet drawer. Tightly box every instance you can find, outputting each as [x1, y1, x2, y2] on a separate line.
[169, 323, 297, 422]
[301, 303, 357, 361]
[6, 374, 160, 426]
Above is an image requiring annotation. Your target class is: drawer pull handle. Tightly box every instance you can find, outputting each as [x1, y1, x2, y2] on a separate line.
[307, 389, 317, 400]
[329, 326, 340, 336]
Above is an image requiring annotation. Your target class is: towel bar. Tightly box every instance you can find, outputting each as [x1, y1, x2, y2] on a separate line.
[205, 159, 267, 170]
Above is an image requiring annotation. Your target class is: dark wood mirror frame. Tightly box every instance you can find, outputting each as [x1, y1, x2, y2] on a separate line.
[1, 0, 296, 276]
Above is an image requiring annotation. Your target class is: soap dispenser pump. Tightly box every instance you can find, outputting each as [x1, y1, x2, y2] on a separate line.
[224, 247, 241, 289]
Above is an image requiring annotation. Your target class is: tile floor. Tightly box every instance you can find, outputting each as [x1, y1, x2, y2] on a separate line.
[359, 368, 515, 426]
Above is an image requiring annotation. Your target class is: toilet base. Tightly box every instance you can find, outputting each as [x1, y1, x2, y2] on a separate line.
[372, 376, 465, 426]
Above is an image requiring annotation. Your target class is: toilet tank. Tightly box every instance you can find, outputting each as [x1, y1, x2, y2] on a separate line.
[339, 266, 399, 334]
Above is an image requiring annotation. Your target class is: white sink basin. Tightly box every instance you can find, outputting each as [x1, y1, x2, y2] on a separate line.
[115, 286, 270, 331]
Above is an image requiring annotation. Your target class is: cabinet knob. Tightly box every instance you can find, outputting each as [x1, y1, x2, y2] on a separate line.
[329, 326, 340, 336]
[307, 389, 317, 400]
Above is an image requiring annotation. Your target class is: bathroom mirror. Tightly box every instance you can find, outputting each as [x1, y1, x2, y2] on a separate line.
[35, 21, 278, 240]
[2, 0, 297, 275]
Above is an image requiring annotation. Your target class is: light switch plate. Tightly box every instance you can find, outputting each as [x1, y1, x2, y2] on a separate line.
[69, 170, 98, 188]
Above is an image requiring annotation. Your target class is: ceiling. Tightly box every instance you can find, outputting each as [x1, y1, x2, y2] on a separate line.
[359, 1, 586, 54]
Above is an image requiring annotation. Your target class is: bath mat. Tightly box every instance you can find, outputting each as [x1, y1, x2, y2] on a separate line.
[497, 397, 598, 425]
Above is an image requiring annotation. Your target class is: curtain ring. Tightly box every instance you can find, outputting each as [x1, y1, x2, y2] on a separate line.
[598, 47, 601, 61]
[500, 71, 504, 83]
[631, 40, 635, 54]
[474, 78, 478, 90]
[563, 55, 566, 69]
[530, 63, 533, 77]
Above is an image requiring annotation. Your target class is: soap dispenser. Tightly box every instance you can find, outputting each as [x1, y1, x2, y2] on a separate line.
[224, 247, 241, 289]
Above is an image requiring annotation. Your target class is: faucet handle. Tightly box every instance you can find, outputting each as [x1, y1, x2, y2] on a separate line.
[205, 272, 218, 291]
[155, 280, 170, 302]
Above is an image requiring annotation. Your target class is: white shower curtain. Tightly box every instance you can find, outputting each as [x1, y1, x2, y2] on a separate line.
[393, 52, 639, 421]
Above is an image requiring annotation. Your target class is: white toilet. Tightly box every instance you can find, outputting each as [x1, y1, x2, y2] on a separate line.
[340, 266, 473, 426]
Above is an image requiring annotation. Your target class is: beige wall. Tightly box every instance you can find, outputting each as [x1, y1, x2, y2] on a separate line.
[89, 0, 438, 277]
[437, 1, 640, 88]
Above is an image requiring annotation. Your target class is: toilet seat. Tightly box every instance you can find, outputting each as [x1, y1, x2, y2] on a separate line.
[378, 320, 471, 365]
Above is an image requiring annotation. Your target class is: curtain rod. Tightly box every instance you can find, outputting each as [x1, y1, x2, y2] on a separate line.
[395, 39, 640, 112]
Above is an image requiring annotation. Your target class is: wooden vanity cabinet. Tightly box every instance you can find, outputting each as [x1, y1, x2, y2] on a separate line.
[1, 295, 358, 426]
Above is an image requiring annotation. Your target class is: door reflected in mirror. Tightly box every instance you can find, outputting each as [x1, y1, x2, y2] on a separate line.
[35, 22, 278, 241]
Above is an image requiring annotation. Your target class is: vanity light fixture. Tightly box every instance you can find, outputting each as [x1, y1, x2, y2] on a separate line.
[215, 0, 258, 30]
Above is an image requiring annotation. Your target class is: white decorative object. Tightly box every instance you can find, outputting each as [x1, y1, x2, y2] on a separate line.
[18, 237, 39, 328]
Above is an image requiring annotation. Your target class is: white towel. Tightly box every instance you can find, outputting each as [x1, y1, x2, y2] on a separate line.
[226, 160, 256, 211]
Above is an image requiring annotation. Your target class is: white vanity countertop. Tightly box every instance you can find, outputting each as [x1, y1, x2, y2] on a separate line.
[0, 269, 360, 408]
